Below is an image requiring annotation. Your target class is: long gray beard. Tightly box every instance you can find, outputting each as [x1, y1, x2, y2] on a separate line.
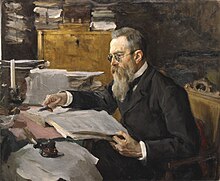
[112, 63, 135, 102]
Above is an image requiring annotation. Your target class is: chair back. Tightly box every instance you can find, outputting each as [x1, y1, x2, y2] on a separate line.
[186, 88, 220, 149]
[186, 87, 220, 179]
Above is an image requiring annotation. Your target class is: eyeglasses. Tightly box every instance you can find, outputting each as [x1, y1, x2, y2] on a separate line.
[107, 50, 136, 63]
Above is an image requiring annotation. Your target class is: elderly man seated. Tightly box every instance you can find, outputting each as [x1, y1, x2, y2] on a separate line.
[43, 27, 201, 180]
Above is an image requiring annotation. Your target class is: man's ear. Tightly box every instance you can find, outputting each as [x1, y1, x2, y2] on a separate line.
[134, 50, 143, 64]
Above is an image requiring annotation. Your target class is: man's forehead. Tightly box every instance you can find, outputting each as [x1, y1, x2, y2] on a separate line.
[110, 36, 129, 52]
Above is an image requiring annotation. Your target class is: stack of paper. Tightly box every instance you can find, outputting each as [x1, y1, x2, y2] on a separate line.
[4, 2, 31, 44]
[63, 2, 91, 24]
[33, 0, 63, 29]
[24, 69, 104, 105]
[90, 7, 116, 31]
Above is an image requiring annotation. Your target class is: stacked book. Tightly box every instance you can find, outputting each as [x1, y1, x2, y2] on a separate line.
[90, 7, 116, 31]
[4, 2, 31, 44]
[62, 4, 91, 24]
[33, 0, 63, 30]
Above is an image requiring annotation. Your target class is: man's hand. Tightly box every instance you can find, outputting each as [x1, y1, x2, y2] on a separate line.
[43, 92, 67, 110]
[110, 131, 142, 158]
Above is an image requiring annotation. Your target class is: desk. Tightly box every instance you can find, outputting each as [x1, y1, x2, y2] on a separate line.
[1, 112, 102, 181]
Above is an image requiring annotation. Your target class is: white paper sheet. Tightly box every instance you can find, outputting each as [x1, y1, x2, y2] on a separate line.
[2, 142, 101, 181]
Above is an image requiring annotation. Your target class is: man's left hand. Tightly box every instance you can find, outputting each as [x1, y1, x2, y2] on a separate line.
[110, 131, 142, 158]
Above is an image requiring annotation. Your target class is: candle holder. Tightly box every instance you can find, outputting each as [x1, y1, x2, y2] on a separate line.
[34, 139, 64, 158]
[0, 83, 10, 115]
[9, 85, 23, 115]
[0, 84, 23, 115]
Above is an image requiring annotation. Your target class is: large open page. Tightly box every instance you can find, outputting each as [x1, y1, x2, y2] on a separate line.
[26, 107, 127, 140]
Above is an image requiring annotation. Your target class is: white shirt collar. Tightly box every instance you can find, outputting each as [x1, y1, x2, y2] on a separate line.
[132, 61, 148, 80]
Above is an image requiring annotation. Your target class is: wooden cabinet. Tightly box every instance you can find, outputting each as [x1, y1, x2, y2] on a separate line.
[37, 24, 112, 85]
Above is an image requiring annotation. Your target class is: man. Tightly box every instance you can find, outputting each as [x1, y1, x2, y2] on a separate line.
[43, 27, 201, 180]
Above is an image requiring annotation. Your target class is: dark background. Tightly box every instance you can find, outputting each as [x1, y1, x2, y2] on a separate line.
[2, 0, 220, 88]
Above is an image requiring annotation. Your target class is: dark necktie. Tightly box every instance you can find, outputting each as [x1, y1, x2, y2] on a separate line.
[129, 76, 142, 91]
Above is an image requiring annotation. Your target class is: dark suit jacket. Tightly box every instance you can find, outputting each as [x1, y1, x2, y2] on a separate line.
[66, 65, 200, 175]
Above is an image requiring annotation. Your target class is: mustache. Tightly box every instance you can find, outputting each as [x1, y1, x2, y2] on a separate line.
[111, 66, 117, 74]
[111, 65, 127, 81]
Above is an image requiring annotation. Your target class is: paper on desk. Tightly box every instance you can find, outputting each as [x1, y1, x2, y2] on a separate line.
[2, 142, 101, 181]
[24, 69, 104, 105]
[66, 71, 104, 79]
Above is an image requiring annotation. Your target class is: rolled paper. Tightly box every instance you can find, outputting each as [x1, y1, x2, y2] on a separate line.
[10, 59, 16, 89]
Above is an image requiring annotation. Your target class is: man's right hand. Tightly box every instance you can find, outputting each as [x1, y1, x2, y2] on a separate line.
[43, 92, 67, 110]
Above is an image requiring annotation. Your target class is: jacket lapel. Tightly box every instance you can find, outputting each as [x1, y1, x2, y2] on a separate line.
[118, 65, 156, 116]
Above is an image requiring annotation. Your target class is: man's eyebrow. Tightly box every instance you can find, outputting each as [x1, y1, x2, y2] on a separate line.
[113, 51, 124, 54]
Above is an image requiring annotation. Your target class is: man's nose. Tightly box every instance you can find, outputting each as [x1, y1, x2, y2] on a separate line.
[111, 57, 119, 66]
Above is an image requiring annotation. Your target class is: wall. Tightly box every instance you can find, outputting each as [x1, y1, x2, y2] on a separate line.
[0, 1, 2, 59]
[112, 1, 220, 87]
[2, 0, 220, 87]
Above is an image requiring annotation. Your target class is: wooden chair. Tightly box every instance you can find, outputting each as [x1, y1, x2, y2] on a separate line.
[164, 84, 220, 180]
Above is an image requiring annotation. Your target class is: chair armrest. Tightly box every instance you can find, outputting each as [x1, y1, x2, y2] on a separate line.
[163, 150, 218, 181]
[167, 150, 217, 170]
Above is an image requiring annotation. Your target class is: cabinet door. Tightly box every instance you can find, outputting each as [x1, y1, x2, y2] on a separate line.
[38, 30, 112, 84]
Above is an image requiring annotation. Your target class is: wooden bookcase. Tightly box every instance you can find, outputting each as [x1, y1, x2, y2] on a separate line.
[37, 24, 112, 85]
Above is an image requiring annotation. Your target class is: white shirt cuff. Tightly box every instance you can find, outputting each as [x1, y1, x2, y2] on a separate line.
[138, 141, 147, 161]
[62, 91, 73, 106]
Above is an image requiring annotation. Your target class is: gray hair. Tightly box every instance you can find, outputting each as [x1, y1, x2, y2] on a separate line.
[111, 27, 147, 59]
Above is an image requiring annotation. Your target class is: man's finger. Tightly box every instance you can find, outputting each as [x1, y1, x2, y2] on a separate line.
[119, 131, 130, 140]
[48, 97, 61, 109]
[112, 135, 125, 145]
[110, 141, 118, 151]
[115, 131, 130, 141]
[43, 95, 52, 105]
